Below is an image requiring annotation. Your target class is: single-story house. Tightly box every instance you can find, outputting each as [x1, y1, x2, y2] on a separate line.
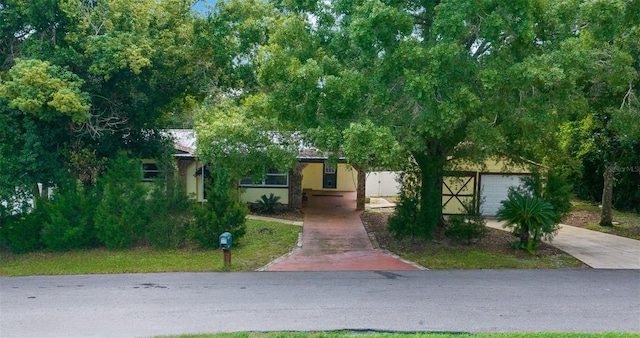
[156, 129, 358, 210]
[147, 130, 537, 216]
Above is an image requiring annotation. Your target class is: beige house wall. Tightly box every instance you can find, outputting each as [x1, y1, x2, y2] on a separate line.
[301, 163, 357, 191]
[161, 156, 534, 214]
[240, 188, 290, 205]
[450, 157, 531, 174]
[183, 160, 203, 201]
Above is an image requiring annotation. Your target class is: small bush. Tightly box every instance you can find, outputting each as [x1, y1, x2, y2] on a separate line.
[94, 153, 149, 249]
[521, 168, 573, 223]
[0, 211, 46, 254]
[497, 190, 558, 253]
[445, 213, 487, 245]
[255, 193, 281, 214]
[41, 182, 98, 251]
[189, 174, 247, 250]
[146, 179, 193, 249]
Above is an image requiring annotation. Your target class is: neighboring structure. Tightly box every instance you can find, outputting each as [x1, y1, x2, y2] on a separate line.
[442, 160, 535, 216]
[155, 130, 535, 216]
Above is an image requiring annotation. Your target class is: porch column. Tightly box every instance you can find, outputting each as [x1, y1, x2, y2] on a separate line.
[289, 163, 308, 211]
[356, 165, 366, 210]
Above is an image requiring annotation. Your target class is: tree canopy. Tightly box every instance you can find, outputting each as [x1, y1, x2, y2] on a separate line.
[2, 0, 637, 240]
[196, 0, 625, 237]
[1, 0, 203, 203]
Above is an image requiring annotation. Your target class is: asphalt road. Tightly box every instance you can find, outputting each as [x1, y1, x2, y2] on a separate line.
[1, 270, 639, 337]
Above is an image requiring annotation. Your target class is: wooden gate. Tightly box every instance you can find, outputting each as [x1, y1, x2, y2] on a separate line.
[442, 172, 477, 215]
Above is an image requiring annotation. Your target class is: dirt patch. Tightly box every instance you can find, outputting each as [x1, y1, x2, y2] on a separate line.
[563, 208, 640, 239]
[360, 210, 575, 260]
[564, 209, 601, 227]
[249, 209, 305, 222]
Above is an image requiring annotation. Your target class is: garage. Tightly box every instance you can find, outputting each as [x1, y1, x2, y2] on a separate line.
[479, 174, 528, 216]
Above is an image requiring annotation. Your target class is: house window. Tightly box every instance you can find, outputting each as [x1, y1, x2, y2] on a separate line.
[324, 165, 336, 174]
[142, 163, 160, 181]
[240, 169, 289, 187]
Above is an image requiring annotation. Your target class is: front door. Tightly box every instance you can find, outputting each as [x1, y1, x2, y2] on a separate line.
[322, 164, 337, 189]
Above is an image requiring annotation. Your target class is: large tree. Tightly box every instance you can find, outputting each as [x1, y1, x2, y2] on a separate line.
[0, 0, 202, 205]
[200, 0, 583, 238]
[559, 0, 640, 221]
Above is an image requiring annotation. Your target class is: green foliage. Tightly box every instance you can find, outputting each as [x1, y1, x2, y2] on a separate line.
[0, 205, 47, 254]
[0, 59, 90, 123]
[0, 0, 201, 200]
[41, 181, 98, 251]
[520, 169, 574, 224]
[496, 191, 559, 253]
[388, 164, 427, 239]
[195, 98, 299, 183]
[189, 169, 247, 250]
[146, 178, 194, 250]
[556, 0, 640, 213]
[0, 102, 72, 202]
[255, 193, 282, 215]
[444, 203, 487, 244]
[341, 120, 403, 171]
[214, 0, 593, 241]
[94, 153, 149, 249]
[0, 58, 90, 122]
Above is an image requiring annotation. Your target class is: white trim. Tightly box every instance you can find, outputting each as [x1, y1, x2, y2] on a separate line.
[239, 171, 289, 188]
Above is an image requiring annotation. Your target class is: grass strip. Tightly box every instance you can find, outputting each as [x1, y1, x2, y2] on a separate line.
[161, 331, 640, 338]
[0, 219, 300, 276]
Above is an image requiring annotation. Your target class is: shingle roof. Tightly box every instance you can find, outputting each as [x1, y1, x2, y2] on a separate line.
[167, 129, 197, 157]
[167, 129, 339, 160]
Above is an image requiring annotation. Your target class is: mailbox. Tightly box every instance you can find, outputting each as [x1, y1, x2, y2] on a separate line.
[219, 232, 232, 250]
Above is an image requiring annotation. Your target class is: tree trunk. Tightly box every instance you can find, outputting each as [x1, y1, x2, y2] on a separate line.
[288, 163, 307, 211]
[32, 183, 41, 200]
[414, 152, 446, 239]
[600, 165, 614, 227]
[356, 165, 366, 210]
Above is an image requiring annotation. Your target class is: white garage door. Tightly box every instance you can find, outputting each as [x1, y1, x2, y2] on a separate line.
[480, 174, 527, 216]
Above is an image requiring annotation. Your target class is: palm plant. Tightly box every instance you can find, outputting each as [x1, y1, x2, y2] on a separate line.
[256, 193, 282, 215]
[496, 190, 558, 253]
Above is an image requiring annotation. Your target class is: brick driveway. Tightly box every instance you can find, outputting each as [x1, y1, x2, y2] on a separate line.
[264, 191, 423, 271]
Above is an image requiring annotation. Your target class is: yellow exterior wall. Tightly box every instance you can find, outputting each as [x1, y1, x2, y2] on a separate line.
[301, 163, 357, 191]
[337, 164, 357, 191]
[449, 157, 531, 174]
[442, 157, 537, 214]
[302, 163, 323, 190]
[184, 160, 204, 201]
[240, 188, 289, 205]
[170, 156, 534, 211]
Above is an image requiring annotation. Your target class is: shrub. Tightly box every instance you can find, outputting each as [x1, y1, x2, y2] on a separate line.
[41, 181, 98, 251]
[520, 168, 573, 223]
[94, 153, 149, 249]
[189, 172, 247, 250]
[496, 190, 558, 253]
[255, 193, 281, 215]
[388, 166, 427, 239]
[0, 203, 47, 254]
[146, 179, 193, 249]
[444, 205, 487, 244]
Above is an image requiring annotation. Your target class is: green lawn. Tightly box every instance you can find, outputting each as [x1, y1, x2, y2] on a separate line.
[162, 331, 640, 338]
[0, 219, 301, 277]
[399, 249, 583, 270]
[572, 200, 640, 240]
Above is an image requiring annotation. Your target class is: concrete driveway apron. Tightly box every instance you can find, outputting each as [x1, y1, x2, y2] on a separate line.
[487, 220, 640, 269]
[265, 191, 422, 271]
